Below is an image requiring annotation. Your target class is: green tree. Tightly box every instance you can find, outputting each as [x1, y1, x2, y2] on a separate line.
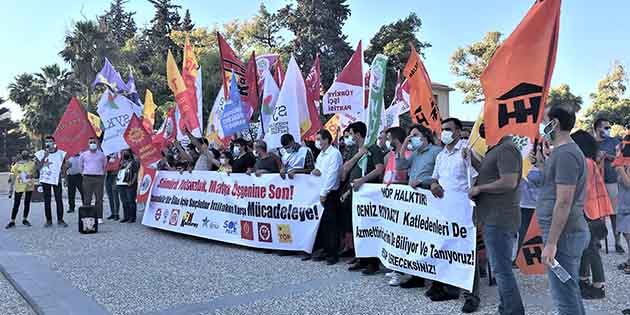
[98, 0, 137, 49]
[278, 0, 354, 88]
[251, 3, 284, 50]
[547, 83, 583, 112]
[582, 62, 630, 128]
[146, 0, 182, 57]
[60, 20, 115, 108]
[181, 9, 194, 32]
[365, 13, 431, 103]
[8, 65, 81, 140]
[449, 31, 502, 104]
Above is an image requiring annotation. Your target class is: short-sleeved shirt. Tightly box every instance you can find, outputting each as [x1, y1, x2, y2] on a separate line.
[536, 142, 588, 234]
[80, 150, 107, 175]
[349, 144, 385, 183]
[254, 155, 281, 173]
[66, 155, 82, 175]
[476, 137, 523, 229]
[598, 136, 621, 183]
[11, 161, 36, 193]
[397, 144, 441, 183]
[231, 152, 256, 174]
[618, 170, 630, 215]
[432, 140, 478, 193]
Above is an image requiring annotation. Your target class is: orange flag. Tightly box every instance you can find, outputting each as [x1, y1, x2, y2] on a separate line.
[481, 0, 561, 145]
[516, 212, 545, 275]
[181, 35, 201, 136]
[403, 44, 441, 136]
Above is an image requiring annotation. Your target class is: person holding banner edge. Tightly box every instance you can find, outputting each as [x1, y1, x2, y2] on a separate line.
[533, 106, 589, 315]
[311, 129, 343, 265]
[429, 118, 479, 309]
[344, 121, 385, 275]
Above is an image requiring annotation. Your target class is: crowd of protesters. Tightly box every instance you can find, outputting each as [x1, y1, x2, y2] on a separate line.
[5, 107, 630, 315]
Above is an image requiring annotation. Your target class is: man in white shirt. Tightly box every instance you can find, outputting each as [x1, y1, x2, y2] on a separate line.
[279, 134, 315, 179]
[429, 118, 479, 312]
[311, 129, 343, 265]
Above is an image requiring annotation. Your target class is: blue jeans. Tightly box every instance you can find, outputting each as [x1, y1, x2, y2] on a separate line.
[543, 231, 590, 315]
[483, 224, 524, 315]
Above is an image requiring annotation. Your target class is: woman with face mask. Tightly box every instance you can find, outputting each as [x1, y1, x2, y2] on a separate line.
[116, 150, 140, 223]
[229, 138, 256, 174]
[6, 151, 35, 229]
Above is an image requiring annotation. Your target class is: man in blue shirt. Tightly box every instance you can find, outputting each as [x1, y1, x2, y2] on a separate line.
[593, 117, 623, 253]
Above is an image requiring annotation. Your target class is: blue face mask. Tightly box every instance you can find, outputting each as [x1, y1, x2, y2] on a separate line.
[410, 137, 423, 149]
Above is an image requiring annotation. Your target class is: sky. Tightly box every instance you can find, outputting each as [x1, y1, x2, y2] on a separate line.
[1, 0, 629, 122]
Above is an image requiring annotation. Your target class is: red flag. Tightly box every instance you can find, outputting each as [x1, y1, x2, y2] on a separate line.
[364, 69, 370, 109]
[167, 50, 198, 134]
[403, 44, 442, 136]
[53, 97, 97, 157]
[217, 33, 249, 101]
[303, 55, 323, 141]
[245, 51, 259, 115]
[136, 166, 157, 205]
[481, 0, 561, 145]
[274, 58, 285, 88]
[152, 108, 178, 150]
[124, 114, 161, 166]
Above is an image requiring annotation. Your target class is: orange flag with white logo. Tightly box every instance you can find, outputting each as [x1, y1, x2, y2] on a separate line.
[481, 0, 561, 145]
[403, 44, 441, 136]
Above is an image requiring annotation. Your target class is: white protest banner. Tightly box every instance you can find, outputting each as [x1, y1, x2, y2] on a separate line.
[353, 184, 476, 291]
[142, 171, 324, 252]
[34, 150, 66, 185]
[97, 91, 142, 155]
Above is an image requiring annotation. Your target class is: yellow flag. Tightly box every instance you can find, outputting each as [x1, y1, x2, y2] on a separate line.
[87, 112, 102, 137]
[142, 89, 156, 132]
[470, 111, 532, 179]
[166, 50, 187, 95]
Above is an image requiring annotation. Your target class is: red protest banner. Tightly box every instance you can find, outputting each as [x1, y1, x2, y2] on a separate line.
[53, 97, 97, 157]
[124, 114, 161, 166]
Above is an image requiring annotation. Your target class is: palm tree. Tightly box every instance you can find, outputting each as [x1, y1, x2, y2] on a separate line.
[7, 65, 81, 141]
[8, 73, 37, 108]
[60, 20, 115, 108]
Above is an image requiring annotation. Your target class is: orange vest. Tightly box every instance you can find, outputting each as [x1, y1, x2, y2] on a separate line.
[584, 159, 614, 220]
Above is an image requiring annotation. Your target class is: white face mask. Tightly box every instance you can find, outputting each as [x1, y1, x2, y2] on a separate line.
[220, 158, 227, 165]
[233, 146, 241, 157]
[385, 140, 392, 150]
[89, 143, 97, 151]
[344, 136, 355, 146]
[441, 131, 454, 145]
[315, 140, 322, 150]
[603, 129, 611, 138]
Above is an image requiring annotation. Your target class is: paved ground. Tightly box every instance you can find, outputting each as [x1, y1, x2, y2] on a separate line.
[0, 194, 628, 315]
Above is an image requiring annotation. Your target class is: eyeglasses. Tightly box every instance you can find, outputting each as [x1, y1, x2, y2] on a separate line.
[604, 126, 612, 130]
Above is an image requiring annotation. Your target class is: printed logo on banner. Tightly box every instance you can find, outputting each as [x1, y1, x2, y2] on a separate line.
[240, 220, 254, 240]
[162, 209, 169, 224]
[223, 220, 238, 234]
[169, 209, 180, 226]
[180, 211, 198, 228]
[202, 217, 220, 230]
[258, 223, 273, 243]
[277, 224, 292, 244]
[154, 208, 162, 221]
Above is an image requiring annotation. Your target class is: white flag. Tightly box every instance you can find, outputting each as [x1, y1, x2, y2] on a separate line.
[264, 55, 303, 149]
[260, 69, 280, 139]
[97, 91, 142, 155]
[205, 84, 227, 146]
[195, 67, 204, 137]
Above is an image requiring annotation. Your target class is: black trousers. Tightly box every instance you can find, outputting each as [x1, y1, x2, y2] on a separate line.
[67, 174, 84, 211]
[42, 183, 64, 222]
[321, 190, 341, 258]
[11, 191, 32, 220]
[119, 185, 137, 220]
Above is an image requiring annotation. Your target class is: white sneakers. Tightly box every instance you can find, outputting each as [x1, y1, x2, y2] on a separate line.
[385, 271, 398, 278]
